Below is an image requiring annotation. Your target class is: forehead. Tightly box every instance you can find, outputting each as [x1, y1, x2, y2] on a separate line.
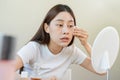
[52, 12, 74, 22]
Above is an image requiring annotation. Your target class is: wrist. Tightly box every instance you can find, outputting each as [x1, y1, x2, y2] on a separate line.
[83, 42, 91, 55]
[83, 42, 90, 47]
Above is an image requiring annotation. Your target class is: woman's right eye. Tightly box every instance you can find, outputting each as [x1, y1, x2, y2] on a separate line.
[56, 24, 63, 27]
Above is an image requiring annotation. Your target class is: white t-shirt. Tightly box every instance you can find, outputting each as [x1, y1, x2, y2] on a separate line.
[17, 41, 87, 80]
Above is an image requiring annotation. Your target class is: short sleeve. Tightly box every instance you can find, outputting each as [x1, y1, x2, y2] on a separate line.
[72, 46, 87, 65]
[17, 42, 36, 65]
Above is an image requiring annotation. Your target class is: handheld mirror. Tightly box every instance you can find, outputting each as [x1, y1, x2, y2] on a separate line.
[91, 26, 119, 73]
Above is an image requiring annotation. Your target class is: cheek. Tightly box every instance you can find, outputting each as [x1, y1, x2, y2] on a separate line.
[69, 29, 74, 36]
[49, 27, 61, 35]
[49, 25, 58, 32]
[71, 28, 74, 33]
[49, 30, 59, 39]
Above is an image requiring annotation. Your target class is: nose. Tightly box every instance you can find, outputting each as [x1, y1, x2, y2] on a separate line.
[62, 24, 69, 34]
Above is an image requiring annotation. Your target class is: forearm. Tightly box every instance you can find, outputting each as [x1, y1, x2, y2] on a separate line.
[83, 42, 91, 57]
[15, 55, 24, 71]
[80, 57, 106, 76]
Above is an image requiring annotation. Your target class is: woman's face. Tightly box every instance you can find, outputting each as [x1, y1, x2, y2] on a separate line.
[45, 12, 75, 47]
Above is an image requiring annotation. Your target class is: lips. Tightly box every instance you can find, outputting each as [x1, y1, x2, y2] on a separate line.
[60, 37, 69, 42]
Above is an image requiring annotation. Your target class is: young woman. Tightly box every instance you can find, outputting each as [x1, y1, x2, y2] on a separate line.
[15, 4, 104, 80]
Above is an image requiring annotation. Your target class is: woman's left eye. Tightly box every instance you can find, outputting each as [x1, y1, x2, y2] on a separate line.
[68, 25, 74, 28]
[59, 24, 63, 27]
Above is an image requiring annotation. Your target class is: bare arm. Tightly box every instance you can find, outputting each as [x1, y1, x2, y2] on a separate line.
[80, 57, 106, 75]
[73, 27, 106, 75]
[73, 27, 91, 56]
[82, 42, 91, 56]
[14, 55, 24, 71]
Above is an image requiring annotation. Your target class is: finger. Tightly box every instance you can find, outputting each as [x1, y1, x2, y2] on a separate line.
[74, 28, 88, 35]
[73, 30, 88, 36]
[74, 27, 87, 32]
[73, 31, 88, 38]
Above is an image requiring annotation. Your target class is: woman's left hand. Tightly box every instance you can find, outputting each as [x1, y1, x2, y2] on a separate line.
[73, 26, 88, 46]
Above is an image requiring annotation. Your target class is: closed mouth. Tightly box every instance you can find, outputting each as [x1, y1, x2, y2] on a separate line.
[60, 37, 69, 42]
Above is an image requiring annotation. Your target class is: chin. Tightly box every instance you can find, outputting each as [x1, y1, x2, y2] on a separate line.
[62, 45, 68, 47]
[60, 43, 69, 47]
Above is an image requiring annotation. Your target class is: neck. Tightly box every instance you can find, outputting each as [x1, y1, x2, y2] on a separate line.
[48, 43, 63, 55]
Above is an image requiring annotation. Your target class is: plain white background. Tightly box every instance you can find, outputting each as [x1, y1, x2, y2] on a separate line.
[0, 0, 120, 80]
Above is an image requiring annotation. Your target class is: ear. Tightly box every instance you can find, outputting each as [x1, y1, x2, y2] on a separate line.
[44, 23, 49, 33]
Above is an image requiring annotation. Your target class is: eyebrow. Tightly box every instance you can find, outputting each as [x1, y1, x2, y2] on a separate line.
[55, 19, 74, 22]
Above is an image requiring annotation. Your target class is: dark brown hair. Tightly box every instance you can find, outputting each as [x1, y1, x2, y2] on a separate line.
[30, 4, 76, 46]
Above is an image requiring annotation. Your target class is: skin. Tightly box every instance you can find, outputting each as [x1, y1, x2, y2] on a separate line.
[15, 12, 105, 80]
[44, 12, 75, 54]
[45, 12, 102, 76]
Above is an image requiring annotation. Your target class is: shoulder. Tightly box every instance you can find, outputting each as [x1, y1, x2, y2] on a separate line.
[28, 41, 40, 46]
[17, 41, 44, 54]
[27, 41, 43, 48]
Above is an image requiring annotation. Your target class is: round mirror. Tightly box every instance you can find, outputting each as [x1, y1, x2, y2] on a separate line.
[91, 26, 119, 73]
